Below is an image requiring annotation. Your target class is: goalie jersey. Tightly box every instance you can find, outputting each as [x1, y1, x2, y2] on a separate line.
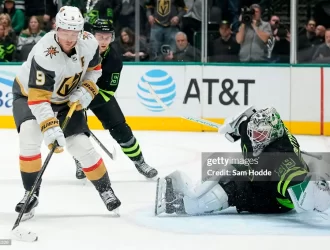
[12, 31, 102, 104]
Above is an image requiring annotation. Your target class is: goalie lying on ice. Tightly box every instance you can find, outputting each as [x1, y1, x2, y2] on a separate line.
[155, 106, 330, 216]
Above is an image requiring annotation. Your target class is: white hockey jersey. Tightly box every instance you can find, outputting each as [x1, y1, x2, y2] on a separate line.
[14, 30, 102, 104]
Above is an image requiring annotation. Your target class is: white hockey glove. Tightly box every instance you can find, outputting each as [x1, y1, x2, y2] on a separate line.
[220, 106, 256, 142]
[69, 81, 98, 110]
[40, 117, 66, 153]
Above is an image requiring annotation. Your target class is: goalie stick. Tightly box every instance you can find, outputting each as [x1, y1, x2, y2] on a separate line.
[146, 82, 322, 161]
[11, 102, 78, 243]
[146, 82, 220, 130]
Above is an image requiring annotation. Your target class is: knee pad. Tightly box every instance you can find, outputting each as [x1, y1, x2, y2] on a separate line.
[183, 184, 229, 215]
[66, 134, 101, 168]
[109, 123, 133, 144]
[19, 119, 43, 156]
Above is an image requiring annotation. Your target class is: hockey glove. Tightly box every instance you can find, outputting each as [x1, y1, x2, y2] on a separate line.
[288, 173, 330, 215]
[40, 117, 66, 153]
[220, 106, 256, 142]
[69, 80, 98, 110]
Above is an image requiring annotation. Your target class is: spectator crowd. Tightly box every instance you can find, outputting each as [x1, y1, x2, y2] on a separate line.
[0, 0, 328, 64]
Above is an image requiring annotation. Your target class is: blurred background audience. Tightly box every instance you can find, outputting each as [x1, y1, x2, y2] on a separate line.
[0, 0, 328, 63]
[112, 27, 149, 61]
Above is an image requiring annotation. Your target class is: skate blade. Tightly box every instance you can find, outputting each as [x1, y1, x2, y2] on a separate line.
[155, 178, 166, 216]
[11, 227, 38, 242]
[79, 178, 88, 186]
[154, 178, 159, 216]
[111, 208, 120, 217]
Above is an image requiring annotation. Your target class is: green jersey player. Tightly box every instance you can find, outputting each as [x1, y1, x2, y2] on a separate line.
[155, 106, 330, 216]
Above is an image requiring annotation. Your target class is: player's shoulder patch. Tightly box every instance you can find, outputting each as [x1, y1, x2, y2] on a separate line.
[34, 31, 61, 60]
[44, 45, 60, 59]
[82, 31, 93, 40]
[32, 33, 63, 71]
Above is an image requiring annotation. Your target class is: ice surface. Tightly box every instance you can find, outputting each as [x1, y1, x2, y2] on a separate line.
[0, 129, 330, 250]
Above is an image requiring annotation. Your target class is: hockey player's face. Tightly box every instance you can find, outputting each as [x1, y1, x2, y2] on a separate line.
[57, 28, 80, 51]
[95, 32, 113, 53]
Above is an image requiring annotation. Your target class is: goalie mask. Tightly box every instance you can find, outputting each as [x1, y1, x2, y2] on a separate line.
[247, 107, 285, 156]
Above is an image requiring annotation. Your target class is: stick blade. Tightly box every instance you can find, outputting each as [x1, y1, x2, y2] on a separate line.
[11, 227, 38, 242]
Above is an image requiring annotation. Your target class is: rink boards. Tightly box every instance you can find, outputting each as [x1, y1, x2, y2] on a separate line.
[0, 63, 328, 135]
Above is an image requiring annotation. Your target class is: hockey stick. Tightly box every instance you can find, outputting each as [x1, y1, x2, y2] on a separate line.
[301, 151, 322, 160]
[11, 102, 78, 242]
[89, 130, 116, 160]
[146, 82, 221, 130]
[147, 82, 323, 161]
[83, 110, 116, 160]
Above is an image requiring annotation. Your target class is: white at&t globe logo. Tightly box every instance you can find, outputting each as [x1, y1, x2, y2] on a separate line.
[137, 69, 176, 112]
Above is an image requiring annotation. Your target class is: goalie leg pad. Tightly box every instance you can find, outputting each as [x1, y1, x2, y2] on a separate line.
[155, 171, 230, 215]
[183, 184, 229, 215]
[166, 170, 194, 196]
[155, 171, 191, 216]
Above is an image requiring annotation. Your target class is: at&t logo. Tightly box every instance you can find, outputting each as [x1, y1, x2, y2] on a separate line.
[137, 69, 176, 112]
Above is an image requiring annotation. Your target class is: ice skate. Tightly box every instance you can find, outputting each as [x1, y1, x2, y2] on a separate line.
[100, 187, 121, 216]
[15, 189, 39, 221]
[155, 177, 185, 216]
[75, 157, 86, 179]
[134, 156, 158, 179]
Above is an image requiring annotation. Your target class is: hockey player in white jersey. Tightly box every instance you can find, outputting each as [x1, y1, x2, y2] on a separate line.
[155, 106, 330, 217]
[12, 6, 121, 221]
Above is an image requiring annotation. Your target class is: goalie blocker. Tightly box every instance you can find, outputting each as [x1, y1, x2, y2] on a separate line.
[155, 106, 330, 216]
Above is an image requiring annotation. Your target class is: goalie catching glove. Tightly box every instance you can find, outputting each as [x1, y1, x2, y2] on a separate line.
[40, 117, 65, 153]
[69, 80, 98, 110]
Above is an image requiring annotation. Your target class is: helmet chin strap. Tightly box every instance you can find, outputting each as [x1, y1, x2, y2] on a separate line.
[55, 30, 59, 42]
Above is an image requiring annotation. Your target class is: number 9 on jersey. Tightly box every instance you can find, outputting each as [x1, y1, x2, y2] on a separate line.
[36, 70, 45, 86]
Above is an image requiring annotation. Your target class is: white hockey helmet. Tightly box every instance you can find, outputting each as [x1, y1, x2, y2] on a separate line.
[56, 6, 84, 31]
